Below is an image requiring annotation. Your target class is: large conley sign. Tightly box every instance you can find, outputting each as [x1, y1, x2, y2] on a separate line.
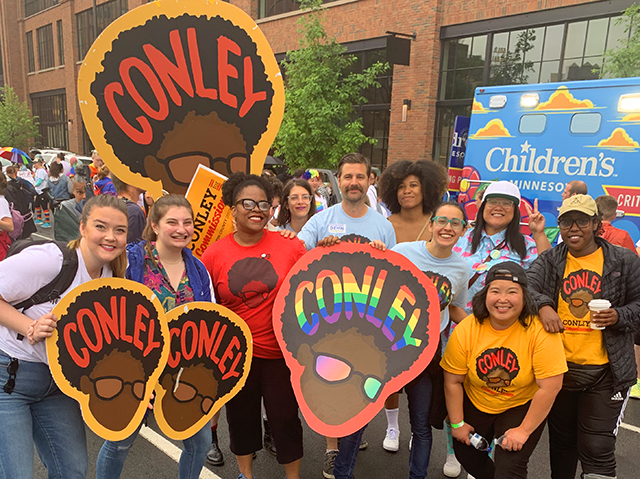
[78, 0, 284, 197]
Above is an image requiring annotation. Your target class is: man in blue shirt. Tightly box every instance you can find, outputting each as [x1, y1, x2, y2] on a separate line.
[298, 154, 396, 250]
[299, 153, 396, 479]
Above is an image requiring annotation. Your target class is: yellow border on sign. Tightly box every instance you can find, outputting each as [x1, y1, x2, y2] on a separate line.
[46, 278, 170, 441]
[153, 301, 253, 440]
[77, 0, 285, 199]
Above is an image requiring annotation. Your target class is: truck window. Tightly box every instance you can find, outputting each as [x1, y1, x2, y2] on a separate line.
[519, 114, 547, 134]
[570, 112, 601, 134]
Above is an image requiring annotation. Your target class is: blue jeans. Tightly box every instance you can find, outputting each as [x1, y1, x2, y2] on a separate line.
[0, 349, 88, 479]
[333, 425, 367, 479]
[96, 420, 211, 479]
[406, 370, 434, 479]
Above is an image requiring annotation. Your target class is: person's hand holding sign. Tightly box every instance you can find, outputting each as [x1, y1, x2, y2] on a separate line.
[317, 235, 341, 247]
[369, 240, 387, 252]
[27, 312, 58, 345]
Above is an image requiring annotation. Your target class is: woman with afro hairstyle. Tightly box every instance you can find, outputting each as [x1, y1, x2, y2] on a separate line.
[201, 173, 307, 479]
[377, 159, 448, 453]
[378, 160, 448, 244]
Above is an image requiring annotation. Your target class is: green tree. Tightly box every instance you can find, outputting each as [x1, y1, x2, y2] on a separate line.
[273, 0, 388, 171]
[0, 86, 39, 151]
[489, 29, 536, 86]
[600, 4, 640, 78]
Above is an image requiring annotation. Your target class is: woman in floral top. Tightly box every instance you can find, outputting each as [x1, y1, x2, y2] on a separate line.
[453, 181, 547, 314]
[96, 195, 214, 479]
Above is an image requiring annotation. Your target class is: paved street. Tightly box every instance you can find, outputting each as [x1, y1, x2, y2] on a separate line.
[30, 223, 640, 478]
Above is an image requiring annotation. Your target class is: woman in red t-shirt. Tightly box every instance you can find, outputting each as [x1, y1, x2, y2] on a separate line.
[201, 173, 306, 479]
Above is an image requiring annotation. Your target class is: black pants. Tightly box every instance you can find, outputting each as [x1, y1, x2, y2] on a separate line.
[225, 357, 303, 464]
[453, 394, 546, 479]
[549, 367, 628, 478]
[34, 192, 49, 211]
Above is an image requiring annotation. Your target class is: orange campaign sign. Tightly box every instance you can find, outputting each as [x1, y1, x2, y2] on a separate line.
[47, 279, 169, 441]
[153, 302, 252, 440]
[78, 0, 284, 197]
[185, 164, 235, 259]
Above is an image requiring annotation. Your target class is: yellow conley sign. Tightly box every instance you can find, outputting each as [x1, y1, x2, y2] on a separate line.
[185, 164, 235, 258]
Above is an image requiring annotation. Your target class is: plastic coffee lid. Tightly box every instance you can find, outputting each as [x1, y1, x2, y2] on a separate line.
[588, 299, 611, 310]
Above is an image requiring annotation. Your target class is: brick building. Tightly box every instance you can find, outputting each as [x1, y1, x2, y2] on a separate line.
[0, 0, 635, 169]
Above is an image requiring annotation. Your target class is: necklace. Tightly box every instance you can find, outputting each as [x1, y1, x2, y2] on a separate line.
[160, 257, 184, 265]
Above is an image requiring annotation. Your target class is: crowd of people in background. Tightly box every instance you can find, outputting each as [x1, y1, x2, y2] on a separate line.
[0, 149, 640, 479]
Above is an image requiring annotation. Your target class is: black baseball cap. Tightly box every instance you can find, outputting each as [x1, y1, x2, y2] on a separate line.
[485, 261, 527, 288]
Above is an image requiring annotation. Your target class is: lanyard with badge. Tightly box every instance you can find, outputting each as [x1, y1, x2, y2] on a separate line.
[468, 240, 506, 288]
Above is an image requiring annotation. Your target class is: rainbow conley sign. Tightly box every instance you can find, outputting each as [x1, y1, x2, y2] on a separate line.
[272, 243, 441, 437]
[78, 0, 284, 197]
[459, 77, 640, 242]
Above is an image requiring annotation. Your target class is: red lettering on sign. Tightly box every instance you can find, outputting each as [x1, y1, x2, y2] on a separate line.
[64, 322, 90, 368]
[187, 28, 218, 101]
[78, 308, 102, 353]
[217, 36, 240, 109]
[105, 82, 153, 145]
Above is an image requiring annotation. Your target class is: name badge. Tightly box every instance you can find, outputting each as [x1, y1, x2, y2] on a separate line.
[328, 224, 347, 234]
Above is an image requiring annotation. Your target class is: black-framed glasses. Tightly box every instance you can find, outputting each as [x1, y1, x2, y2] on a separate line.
[87, 376, 146, 401]
[236, 198, 272, 212]
[155, 151, 251, 187]
[558, 218, 593, 230]
[432, 216, 466, 230]
[3, 358, 18, 394]
[485, 198, 515, 209]
[169, 375, 214, 415]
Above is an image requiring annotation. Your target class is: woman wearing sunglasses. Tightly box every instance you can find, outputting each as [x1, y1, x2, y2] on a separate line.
[201, 173, 307, 479]
[391, 201, 471, 479]
[528, 194, 640, 479]
[442, 262, 567, 479]
[0, 194, 129, 479]
[96, 195, 215, 479]
[277, 179, 317, 233]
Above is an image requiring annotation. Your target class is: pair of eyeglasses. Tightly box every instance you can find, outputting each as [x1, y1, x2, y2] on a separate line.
[486, 376, 511, 386]
[3, 358, 18, 394]
[289, 195, 312, 203]
[485, 198, 515, 209]
[558, 218, 593, 230]
[155, 151, 251, 187]
[570, 298, 589, 307]
[170, 375, 214, 415]
[236, 198, 272, 212]
[432, 216, 466, 230]
[88, 376, 146, 401]
[314, 353, 382, 401]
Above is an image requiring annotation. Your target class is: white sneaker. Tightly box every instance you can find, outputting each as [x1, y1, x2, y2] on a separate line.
[443, 453, 461, 477]
[467, 475, 475, 479]
[382, 427, 400, 452]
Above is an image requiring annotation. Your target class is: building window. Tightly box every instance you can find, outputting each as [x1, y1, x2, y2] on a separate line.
[77, 0, 128, 60]
[24, 0, 58, 18]
[57, 20, 64, 65]
[31, 91, 68, 149]
[36, 24, 55, 70]
[434, 13, 630, 164]
[259, 0, 337, 19]
[26, 31, 35, 73]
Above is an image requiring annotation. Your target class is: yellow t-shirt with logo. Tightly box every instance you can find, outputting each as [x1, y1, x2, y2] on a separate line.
[557, 248, 608, 365]
[441, 316, 567, 414]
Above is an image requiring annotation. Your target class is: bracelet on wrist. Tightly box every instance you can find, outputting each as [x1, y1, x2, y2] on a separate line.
[451, 420, 465, 429]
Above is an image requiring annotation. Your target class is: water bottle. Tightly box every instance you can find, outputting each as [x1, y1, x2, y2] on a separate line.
[469, 433, 491, 451]
[469, 433, 506, 453]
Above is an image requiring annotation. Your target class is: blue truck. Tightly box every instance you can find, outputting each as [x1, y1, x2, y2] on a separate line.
[455, 77, 640, 243]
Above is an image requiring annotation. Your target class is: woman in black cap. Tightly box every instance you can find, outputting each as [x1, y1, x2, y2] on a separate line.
[441, 261, 567, 479]
[528, 194, 640, 479]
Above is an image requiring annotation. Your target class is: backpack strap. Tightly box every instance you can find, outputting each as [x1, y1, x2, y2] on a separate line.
[12, 241, 79, 313]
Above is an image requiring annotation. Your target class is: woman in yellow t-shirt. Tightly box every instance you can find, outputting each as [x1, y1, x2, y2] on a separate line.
[441, 261, 567, 479]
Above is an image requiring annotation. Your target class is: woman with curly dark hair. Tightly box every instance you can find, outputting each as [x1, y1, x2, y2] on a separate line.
[378, 160, 448, 243]
[201, 173, 307, 479]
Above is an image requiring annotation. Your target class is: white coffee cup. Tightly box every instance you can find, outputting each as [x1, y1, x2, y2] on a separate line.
[588, 299, 611, 330]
